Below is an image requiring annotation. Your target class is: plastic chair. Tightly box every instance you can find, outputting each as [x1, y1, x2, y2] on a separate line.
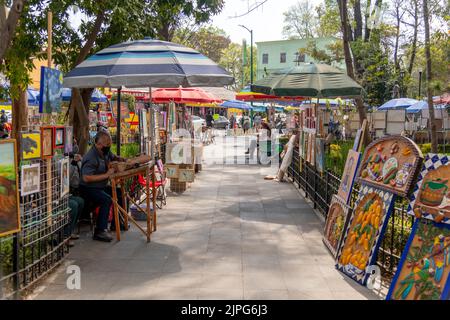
[137, 165, 167, 209]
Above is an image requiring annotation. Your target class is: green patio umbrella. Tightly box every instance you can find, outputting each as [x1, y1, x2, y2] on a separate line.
[251, 63, 363, 98]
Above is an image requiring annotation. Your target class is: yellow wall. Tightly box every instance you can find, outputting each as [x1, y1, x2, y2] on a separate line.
[30, 58, 47, 90]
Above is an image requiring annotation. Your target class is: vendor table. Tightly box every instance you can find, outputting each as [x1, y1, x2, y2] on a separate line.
[109, 161, 157, 242]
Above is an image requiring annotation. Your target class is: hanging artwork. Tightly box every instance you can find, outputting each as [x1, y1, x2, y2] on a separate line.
[60, 158, 70, 197]
[41, 126, 54, 158]
[309, 133, 315, 165]
[39, 66, 63, 114]
[408, 154, 450, 224]
[353, 129, 362, 151]
[323, 195, 351, 258]
[53, 126, 65, 150]
[336, 185, 395, 285]
[64, 126, 73, 154]
[165, 164, 179, 179]
[387, 219, 450, 300]
[0, 140, 20, 237]
[178, 169, 195, 183]
[337, 150, 361, 204]
[315, 138, 325, 173]
[21, 163, 40, 196]
[20, 131, 41, 160]
[356, 135, 423, 197]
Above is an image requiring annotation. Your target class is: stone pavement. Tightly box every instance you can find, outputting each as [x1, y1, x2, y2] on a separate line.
[31, 133, 380, 300]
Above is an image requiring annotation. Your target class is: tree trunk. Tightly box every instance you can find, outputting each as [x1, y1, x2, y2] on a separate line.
[0, 0, 26, 63]
[364, 0, 372, 41]
[422, 0, 437, 153]
[407, 1, 419, 75]
[354, 0, 363, 40]
[11, 88, 28, 162]
[393, 7, 401, 71]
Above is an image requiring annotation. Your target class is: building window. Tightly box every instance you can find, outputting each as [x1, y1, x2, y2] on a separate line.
[280, 52, 286, 63]
[298, 52, 306, 63]
[262, 53, 269, 64]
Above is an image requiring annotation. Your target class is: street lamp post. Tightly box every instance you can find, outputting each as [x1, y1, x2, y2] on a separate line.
[239, 24, 253, 126]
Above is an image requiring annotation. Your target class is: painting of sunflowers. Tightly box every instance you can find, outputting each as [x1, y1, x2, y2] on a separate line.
[388, 219, 450, 300]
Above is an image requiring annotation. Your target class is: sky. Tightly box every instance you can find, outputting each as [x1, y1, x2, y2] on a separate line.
[211, 0, 322, 44]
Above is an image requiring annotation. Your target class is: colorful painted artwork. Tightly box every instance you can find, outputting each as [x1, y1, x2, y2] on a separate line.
[315, 138, 325, 173]
[336, 186, 395, 285]
[165, 164, 179, 179]
[39, 66, 63, 114]
[408, 154, 450, 224]
[0, 140, 20, 237]
[60, 158, 70, 197]
[178, 169, 194, 183]
[21, 163, 40, 196]
[54, 126, 65, 149]
[20, 131, 41, 160]
[387, 219, 450, 300]
[65, 126, 73, 154]
[356, 135, 423, 197]
[337, 150, 361, 204]
[41, 126, 53, 158]
[323, 195, 351, 258]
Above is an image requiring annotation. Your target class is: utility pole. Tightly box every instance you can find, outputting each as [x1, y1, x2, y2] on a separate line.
[239, 25, 253, 127]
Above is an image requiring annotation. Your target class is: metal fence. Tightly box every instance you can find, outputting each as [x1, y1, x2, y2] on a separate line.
[285, 147, 414, 283]
[0, 156, 70, 299]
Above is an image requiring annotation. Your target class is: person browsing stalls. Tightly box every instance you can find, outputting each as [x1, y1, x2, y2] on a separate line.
[79, 131, 126, 242]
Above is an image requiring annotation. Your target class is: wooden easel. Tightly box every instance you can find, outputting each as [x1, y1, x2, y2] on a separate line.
[109, 162, 157, 242]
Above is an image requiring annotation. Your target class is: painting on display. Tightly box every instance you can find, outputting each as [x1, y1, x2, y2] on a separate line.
[408, 154, 450, 224]
[356, 135, 423, 197]
[41, 126, 54, 158]
[165, 164, 179, 179]
[20, 163, 40, 196]
[178, 169, 195, 183]
[387, 219, 450, 300]
[353, 129, 362, 151]
[20, 131, 41, 160]
[337, 150, 361, 204]
[65, 126, 73, 154]
[53, 126, 65, 150]
[315, 138, 325, 173]
[60, 158, 70, 197]
[323, 195, 351, 258]
[309, 133, 315, 165]
[0, 140, 20, 237]
[336, 185, 395, 285]
[39, 66, 63, 114]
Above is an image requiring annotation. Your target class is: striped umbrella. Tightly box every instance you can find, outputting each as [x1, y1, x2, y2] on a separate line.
[63, 38, 234, 88]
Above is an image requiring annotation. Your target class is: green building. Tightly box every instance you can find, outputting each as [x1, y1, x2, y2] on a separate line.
[255, 37, 345, 80]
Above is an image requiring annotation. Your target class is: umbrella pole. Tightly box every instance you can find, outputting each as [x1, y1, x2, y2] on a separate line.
[117, 87, 121, 156]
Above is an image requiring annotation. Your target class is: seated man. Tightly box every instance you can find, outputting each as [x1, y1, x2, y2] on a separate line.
[79, 131, 126, 242]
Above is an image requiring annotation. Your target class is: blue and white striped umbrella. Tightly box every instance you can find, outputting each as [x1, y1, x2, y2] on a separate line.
[64, 39, 234, 88]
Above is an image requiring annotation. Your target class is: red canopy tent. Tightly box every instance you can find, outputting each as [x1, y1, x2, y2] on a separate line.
[151, 87, 222, 104]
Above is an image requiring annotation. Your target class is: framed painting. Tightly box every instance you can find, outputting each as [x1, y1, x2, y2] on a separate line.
[356, 135, 423, 197]
[64, 126, 73, 154]
[39, 66, 63, 114]
[53, 126, 65, 150]
[60, 158, 70, 197]
[336, 185, 395, 286]
[387, 219, 450, 300]
[337, 150, 361, 204]
[0, 139, 20, 237]
[20, 131, 41, 160]
[40, 126, 54, 158]
[408, 154, 450, 224]
[178, 169, 194, 183]
[353, 129, 362, 151]
[315, 138, 325, 173]
[309, 133, 315, 165]
[165, 164, 179, 179]
[323, 195, 351, 258]
[21, 163, 40, 196]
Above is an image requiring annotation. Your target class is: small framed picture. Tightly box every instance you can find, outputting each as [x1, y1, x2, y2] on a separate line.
[165, 164, 179, 179]
[65, 126, 73, 154]
[21, 163, 40, 196]
[53, 126, 65, 150]
[60, 158, 70, 197]
[20, 131, 41, 160]
[40, 126, 54, 158]
[178, 169, 194, 183]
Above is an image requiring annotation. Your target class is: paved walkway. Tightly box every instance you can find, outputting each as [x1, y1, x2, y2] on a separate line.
[31, 133, 379, 300]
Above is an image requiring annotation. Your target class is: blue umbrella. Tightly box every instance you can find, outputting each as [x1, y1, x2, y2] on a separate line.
[59, 88, 108, 103]
[378, 98, 419, 110]
[407, 101, 447, 113]
[1, 82, 40, 106]
[221, 100, 253, 110]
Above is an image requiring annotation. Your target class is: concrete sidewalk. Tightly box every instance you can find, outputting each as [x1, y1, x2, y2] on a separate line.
[31, 135, 379, 300]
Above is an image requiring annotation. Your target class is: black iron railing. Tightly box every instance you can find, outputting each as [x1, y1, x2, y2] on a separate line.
[285, 147, 413, 283]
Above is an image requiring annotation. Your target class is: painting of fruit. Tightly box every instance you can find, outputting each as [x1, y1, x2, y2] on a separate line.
[387, 220, 450, 300]
[323, 195, 350, 258]
[0, 140, 20, 237]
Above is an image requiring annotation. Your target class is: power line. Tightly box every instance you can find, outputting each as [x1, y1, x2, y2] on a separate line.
[228, 0, 270, 19]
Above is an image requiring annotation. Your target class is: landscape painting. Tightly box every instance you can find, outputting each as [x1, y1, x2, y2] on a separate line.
[0, 140, 20, 237]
